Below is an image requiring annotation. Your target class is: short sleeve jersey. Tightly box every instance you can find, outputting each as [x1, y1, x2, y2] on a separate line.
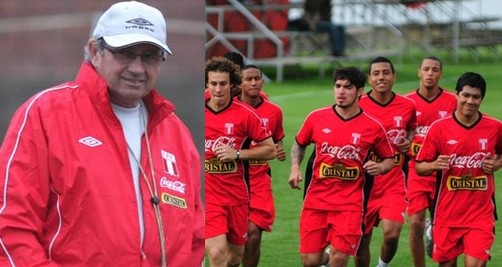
[405, 88, 457, 159]
[359, 92, 417, 190]
[238, 97, 285, 192]
[416, 113, 502, 226]
[296, 105, 394, 211]
[205, 99, 271, 205]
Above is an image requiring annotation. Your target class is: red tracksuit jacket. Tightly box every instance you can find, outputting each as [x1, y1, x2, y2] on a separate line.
[0, 62, 204, 266]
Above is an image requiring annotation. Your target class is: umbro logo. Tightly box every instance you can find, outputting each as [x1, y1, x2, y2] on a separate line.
[322, 128, 331, 134]
[126, 18, 153, 26]
[447, 139, 458, 145]
[79, 136, 103, 147]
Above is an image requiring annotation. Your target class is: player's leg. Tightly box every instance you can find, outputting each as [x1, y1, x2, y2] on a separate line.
[227, 204, 250, 266]
[243, 221, 262, 267]
[379, 219, 403, 264]
[407, 170, 438, 266]
[463, 256, 486, 267]
[299, 208, 330, 267]
[354, 230, 372, 267]
[205, 203, 230, 267]
[408, 209, 427, 267]
[243, 188, 275, 267]
[463, 221, 494, 267]
[205, 234, 229, 267]
[438, 259, 458, 267]
[227, 242, 246, 267]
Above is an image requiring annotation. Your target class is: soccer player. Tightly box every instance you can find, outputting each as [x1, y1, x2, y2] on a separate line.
[288, 67, 395, 267]
[236, 65, 286, 267]
[405, 56, 457, 267]
[205, 57, 276, 267]
[356, 57, 417, 267]
[415, 72, 502, 266]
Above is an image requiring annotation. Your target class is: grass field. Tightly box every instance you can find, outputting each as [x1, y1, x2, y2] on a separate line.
[254, 53, 502, 267]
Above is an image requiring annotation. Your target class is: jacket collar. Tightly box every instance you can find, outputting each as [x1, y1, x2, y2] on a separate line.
[75, 61, 176, 129]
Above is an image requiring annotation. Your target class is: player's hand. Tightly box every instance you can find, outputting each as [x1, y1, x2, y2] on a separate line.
[276, 144, 286, 161]
[482, 152, 499, 174]
[363, 160, 380, 176]
[288, 166, 302, 190]
[395, 136, 411, 153]
[435, 155, 451, 170]
[214, 144, 237, 162]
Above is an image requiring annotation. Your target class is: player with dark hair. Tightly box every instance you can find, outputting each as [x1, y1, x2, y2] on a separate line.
[405, 56, 457, 267]
[205, 57, 276, 267]
[236, 64, 286, 267]
[415, 72, 502, 266]
[288, 66, 395, 267]
[356, 56, 417, 267]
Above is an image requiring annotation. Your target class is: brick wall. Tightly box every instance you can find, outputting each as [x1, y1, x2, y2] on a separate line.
[0, 1, 205, 150]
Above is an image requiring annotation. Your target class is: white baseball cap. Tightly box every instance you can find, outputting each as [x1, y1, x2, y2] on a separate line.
[92, 1, 172, 55]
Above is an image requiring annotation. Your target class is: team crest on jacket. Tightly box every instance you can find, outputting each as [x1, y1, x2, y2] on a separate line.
[161, 150, 179, 176]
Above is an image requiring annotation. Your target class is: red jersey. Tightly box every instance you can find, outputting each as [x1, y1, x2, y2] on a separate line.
[296, 105, 394, 211]
[416, 113, 502, 227]
[205, 99, 271, 205]
[359, 93, 417, 194]
[405, 88, 457, 160]
[237, 97, 285, 192]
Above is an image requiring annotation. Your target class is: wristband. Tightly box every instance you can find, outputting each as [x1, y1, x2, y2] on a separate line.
[236, 150, 241, 160]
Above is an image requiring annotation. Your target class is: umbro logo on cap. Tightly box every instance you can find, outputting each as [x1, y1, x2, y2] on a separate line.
[126, 18, 153, 26]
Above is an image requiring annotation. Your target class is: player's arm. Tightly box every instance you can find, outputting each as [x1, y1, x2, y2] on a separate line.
[214, 137, 276, 162]
[240, 137, 276, 160]
[275, 140, 286, 161]
[288, 141, 306, 190]
[415, 154, 451, 176]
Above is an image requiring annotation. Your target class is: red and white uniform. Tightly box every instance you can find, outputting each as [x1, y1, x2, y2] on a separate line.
[405, 88, 457, 215]
[416, 113, 502, 261]
[359, 92, 417, 230]
[296, 105, 394, 254]
[205, 99, 271, 242]
[237, 97, 285, 232]
[417, 113, 502, 227]
[0, 62, 204, 267]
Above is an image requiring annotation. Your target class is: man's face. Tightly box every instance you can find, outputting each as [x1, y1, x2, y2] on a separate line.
[457, 85, 483, 118]
[240, 68, 263, 98]
[91, 42, 163, 107]
[368, 62, 395, 94]
[419, 59, 442, 90]
[334, 79, 362, 108]
[207, 71, 232, 107]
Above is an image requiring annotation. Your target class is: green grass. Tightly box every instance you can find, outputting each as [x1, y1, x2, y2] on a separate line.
[256, 56, 502, 266]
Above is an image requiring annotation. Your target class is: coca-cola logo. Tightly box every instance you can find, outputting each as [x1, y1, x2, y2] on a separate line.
[415, 126, 429, 136]
[387, 129, 406, 144]
[449, 152, 487, 168]
[160, 177, 186, 194]
[205, 136, 237, 152]
[320, 142, 361, 160]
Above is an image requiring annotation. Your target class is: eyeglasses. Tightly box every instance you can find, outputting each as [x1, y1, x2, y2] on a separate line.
[100, 42, 165, 66]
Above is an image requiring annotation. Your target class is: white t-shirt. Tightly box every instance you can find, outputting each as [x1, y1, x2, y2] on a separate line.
[112, 101, 148, 245]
